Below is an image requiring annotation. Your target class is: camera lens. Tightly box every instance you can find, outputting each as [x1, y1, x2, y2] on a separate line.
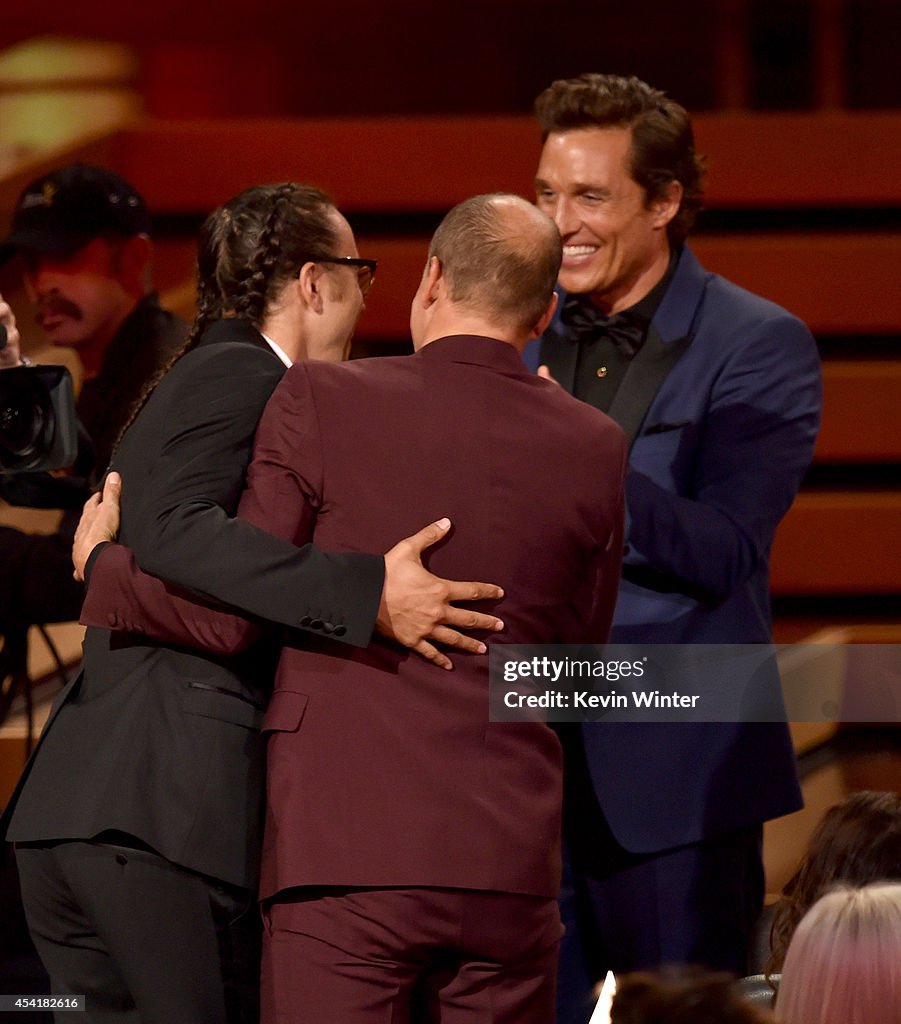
[0, 363, 76, 475]
[0, 377, 49, 461]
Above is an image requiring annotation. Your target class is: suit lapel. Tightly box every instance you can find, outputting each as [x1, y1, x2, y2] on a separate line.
[607, 323, 692, 447]
[536, 247, 710, 446]
[608, 246, 710, 448]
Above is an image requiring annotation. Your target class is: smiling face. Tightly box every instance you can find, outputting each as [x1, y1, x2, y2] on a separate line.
[535, 126, 678, 312]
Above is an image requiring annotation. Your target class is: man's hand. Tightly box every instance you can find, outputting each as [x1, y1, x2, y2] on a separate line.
[537, 364, 559, 385]
[72, 472, 122, 581]
[0, 293, 22, 368]
[377, 517, 504, 671]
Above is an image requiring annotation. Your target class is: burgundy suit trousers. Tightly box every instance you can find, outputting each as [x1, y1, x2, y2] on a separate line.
[260, 886, 562, 1024]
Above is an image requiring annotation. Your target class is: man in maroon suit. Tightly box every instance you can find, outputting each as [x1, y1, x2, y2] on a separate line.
[77, 193, 627, 1022]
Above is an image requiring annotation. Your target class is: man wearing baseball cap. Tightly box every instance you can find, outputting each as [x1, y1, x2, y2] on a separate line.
[0, 164, 184, 631]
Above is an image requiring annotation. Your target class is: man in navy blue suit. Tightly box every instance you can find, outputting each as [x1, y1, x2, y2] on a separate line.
[523, 73, 822, 1022]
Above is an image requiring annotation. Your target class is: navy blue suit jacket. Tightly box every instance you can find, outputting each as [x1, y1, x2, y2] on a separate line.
[524, 245, 822, 853]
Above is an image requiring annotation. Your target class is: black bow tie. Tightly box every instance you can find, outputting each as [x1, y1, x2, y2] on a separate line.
[560, 295, 648, 359]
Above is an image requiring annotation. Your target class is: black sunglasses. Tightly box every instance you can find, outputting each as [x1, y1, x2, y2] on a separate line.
[318, 257, 377, 297]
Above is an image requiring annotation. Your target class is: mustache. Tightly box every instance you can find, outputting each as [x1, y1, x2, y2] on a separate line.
[35, 292, 83, 326]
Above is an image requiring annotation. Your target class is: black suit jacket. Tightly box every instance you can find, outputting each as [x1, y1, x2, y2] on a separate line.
[4, 320, 384, 888]
[75, 335, 628, 900]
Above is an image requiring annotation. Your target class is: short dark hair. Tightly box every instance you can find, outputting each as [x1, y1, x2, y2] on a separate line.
[535, 73, 705, 246]
[428, 193, 561, 332]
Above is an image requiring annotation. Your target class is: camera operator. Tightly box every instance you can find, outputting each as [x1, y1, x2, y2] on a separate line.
[0, 164, 185, 630]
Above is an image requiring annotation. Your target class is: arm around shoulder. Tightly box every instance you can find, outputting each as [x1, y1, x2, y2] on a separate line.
[125, 351, 384, 648]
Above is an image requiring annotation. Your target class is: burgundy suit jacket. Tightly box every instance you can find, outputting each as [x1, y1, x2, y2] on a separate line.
[82, 335, 626, 901]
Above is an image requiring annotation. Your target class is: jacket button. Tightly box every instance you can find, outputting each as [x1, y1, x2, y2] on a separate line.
[299, 616, 312, 627]
[321, 622, 334, 635]
[333, 625, 347, 637]
[310, 618, 324, 630]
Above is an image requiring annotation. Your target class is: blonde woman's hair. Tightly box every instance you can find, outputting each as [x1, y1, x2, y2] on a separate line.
[776, 882, 901, 1024]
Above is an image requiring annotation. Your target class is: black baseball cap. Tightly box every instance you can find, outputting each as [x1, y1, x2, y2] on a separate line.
[0, 163, 150, 265]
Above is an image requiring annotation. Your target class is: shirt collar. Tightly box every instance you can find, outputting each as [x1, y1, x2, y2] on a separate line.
[262, 333, 293, 367]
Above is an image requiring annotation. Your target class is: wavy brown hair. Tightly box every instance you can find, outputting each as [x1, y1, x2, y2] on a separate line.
[612, 967, 773, 1024]
[114, 182, 337, 449]
[766, 790, 901, 979]
[535, 73, 706, 247]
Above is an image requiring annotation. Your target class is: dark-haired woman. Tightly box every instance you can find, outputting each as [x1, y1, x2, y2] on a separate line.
[766, 790, 901, 978]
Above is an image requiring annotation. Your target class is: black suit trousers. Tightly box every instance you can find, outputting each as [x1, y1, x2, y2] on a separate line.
[16, 840, 260, 1024]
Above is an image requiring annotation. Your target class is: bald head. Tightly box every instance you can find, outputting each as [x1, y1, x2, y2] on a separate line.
[428, 194, 562, 333]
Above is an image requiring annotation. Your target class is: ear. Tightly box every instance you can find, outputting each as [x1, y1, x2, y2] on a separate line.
[119, 233, 153, 286]
[651, 180, 683, 230]
[297, 261, 326, 314]
[529, 290, 558, 340]
[410, 255, 443, 319]
[422, 256, 443, 307]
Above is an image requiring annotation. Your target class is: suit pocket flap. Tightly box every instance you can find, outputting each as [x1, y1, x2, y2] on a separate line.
[181, 684, 264, 730]
[641, 419, 691, 436]
[262, 690, 309, 734]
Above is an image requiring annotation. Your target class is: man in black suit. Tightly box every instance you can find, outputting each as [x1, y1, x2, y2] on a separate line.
[4, 183, 502, 1023]
[69, 193, 629, 1024]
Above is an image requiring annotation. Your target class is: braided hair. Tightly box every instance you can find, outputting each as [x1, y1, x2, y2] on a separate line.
[114, 182, 338, 448]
